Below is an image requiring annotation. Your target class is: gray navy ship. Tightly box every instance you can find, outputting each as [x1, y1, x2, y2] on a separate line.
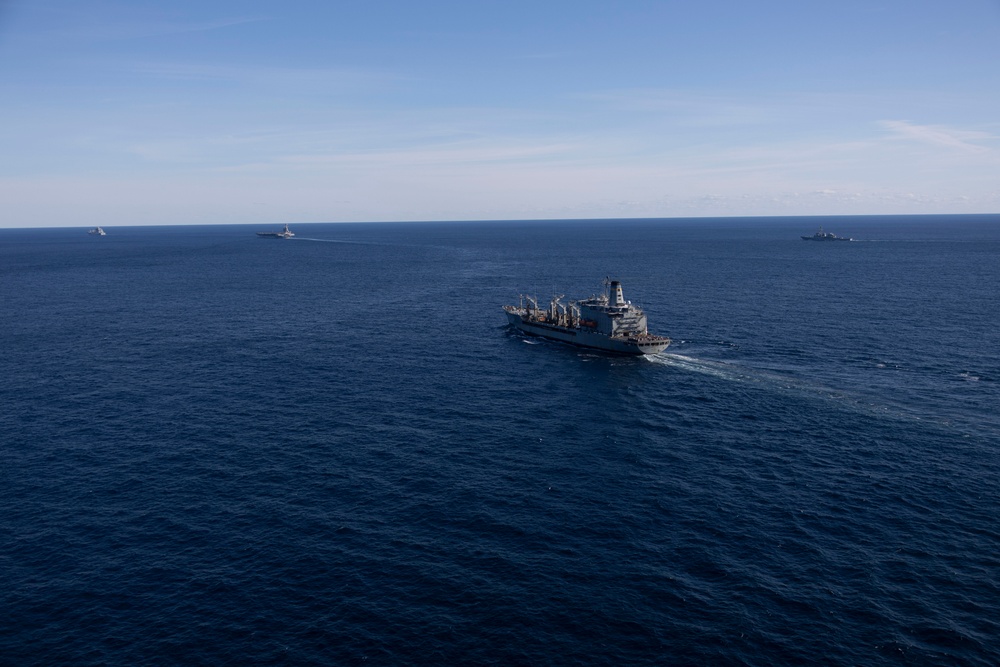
[503, 278, 670, 356]
[257, 223, 295, 239]
[802, 226, 852, 241]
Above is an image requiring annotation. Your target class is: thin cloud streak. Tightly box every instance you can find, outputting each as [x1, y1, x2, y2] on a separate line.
[880, 120, 993, 153]
[15, 13, 269, 43]
[119, 60, 391, 89]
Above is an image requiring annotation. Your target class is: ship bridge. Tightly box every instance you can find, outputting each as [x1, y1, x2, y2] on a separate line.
[577, 280, 649, 337]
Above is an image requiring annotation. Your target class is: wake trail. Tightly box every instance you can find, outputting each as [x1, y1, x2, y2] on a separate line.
[291, 237, 372, 245]
[647, 353, 794, 386]
[646, 352, 971, 433]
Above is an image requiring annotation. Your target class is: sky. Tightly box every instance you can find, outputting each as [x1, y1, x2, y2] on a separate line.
[1, 0, 999, 227]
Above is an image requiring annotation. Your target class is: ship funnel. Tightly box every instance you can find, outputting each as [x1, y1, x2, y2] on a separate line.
[610, 280, 625, 307]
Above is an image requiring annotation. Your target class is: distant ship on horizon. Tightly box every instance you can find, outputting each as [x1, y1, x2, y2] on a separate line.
[257, 223, 295, 239]
[88, 226, 106, 236]
[802, 227, 852, 241]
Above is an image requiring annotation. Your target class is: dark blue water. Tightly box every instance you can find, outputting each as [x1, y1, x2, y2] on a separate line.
[2, 215, 998, 665]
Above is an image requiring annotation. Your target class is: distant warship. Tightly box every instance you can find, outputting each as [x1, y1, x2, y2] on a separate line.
[503, 278, 670, 356]
[257, 224, 295, 239]
[88, 226, 106, 236]
[802, 227, 852, 241]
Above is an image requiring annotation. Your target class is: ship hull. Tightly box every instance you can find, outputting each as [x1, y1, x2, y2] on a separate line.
[505, 311, 669, 356]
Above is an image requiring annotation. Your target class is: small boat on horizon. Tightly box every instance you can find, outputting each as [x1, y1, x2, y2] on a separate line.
[256, 223, 295, 239]
[88, 226, 106, 236]
[802, 227, 852, 241]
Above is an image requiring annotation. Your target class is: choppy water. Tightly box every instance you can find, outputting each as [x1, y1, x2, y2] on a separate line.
[1, 215, 998, 665]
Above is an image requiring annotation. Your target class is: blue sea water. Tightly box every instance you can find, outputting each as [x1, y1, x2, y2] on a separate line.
[1, 214, 998, 665]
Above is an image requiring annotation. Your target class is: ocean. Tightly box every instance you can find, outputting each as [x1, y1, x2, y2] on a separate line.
[1, 215, 998, 665]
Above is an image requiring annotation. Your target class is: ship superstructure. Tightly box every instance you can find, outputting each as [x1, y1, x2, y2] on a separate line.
[503, 278, 670, 355]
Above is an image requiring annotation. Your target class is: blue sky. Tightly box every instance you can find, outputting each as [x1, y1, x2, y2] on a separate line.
[1, 0, 998, 227]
